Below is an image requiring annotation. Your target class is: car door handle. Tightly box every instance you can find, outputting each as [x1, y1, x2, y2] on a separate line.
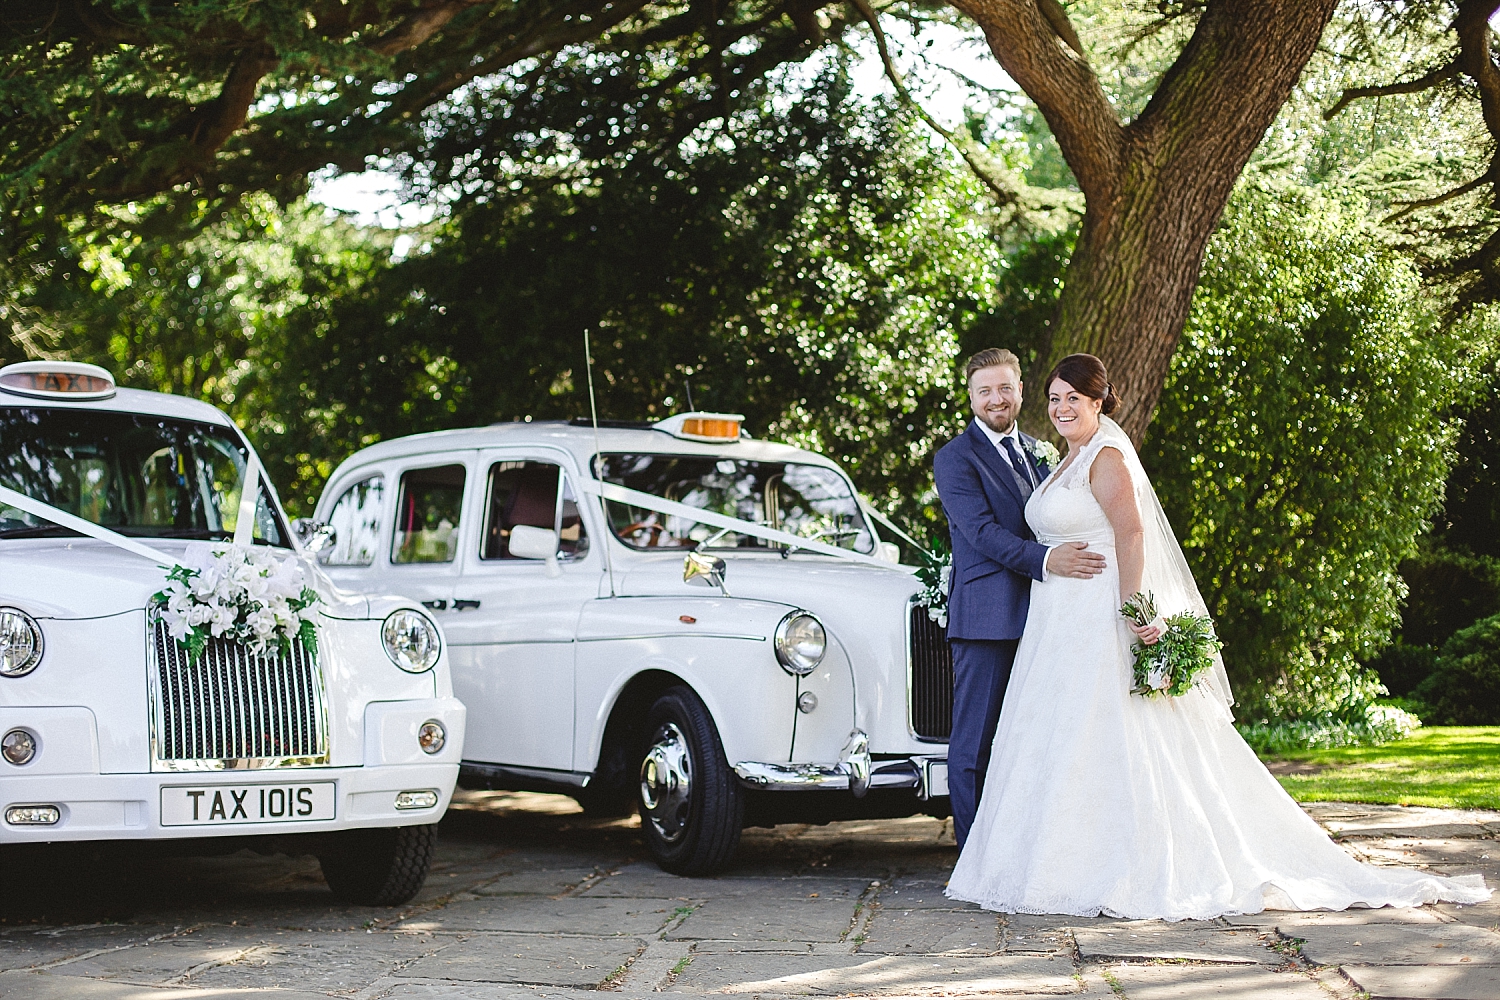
[453, 599, 481, 611]
[421, 599, 448, 611]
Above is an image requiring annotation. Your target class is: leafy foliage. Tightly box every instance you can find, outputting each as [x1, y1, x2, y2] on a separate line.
[1238, 704, 1422, 755]
[1413, 614, 1500, 725]
[1144, 184, 1481, 718]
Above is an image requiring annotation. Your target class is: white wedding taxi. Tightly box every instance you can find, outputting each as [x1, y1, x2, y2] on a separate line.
[312, 412, 953, 875]
[0, 361, 465, 904]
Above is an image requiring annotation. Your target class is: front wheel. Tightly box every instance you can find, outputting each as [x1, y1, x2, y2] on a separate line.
[318, 823, 437, 905]
[638, 686, 742, 875]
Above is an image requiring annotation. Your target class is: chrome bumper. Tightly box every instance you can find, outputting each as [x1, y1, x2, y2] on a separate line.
[733, 730, 947, 800]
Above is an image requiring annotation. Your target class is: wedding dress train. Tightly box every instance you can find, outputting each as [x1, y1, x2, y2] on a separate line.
[945, 418, 1489, 920]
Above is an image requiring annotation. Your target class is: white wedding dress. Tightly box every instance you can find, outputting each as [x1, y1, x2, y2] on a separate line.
[946, 417, 1489, 920]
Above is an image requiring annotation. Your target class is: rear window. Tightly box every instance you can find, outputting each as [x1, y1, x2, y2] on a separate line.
[596, 454, 872, 553]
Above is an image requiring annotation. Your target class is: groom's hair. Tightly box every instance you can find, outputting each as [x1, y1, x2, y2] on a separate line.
[964, 348, 1022, 385]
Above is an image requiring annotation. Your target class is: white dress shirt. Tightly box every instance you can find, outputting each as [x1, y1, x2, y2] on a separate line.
[973, 417, 1056, 580]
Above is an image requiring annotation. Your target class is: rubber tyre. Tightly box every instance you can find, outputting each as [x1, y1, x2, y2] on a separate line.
[318, 823, 437, 905]
[638, 686, 743, 875]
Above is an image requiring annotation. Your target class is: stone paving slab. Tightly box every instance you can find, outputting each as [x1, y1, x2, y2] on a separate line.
[400, 933, 645, 987]
[183, 930, 448, 993]
[0, 925, 182, 973]
[581, 866, 873, 901]
[1290, 922, 1500, 965]
[1305, 803, 1500, 841]
[670, 952, 1078, 995]
[1340, 963, 1500, 1000]
[860, 907, 1001, 955]
[1072, 921, 1276, 964]
[1104, 964, 1329, 999]
[396, 896, 679, 935]
[3, 798, 1498, 998]
[1001, 914, 1075, 954]
[0, 969, 329, 998]
[872, 880, 967, 911]
[1222, 905, 1453, 927]
[666, 897, 862, 943]
[32, 929, 271, 986]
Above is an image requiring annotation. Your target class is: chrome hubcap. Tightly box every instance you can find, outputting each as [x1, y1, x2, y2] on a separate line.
[640, 722, 693, 843]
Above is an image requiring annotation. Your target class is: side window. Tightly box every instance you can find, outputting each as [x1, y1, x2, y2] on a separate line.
[322, 475, 385, 566]
[392, 464, 466, 564]
[482, 461, 590, 560]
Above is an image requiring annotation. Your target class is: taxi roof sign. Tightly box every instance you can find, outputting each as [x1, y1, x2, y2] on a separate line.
[654, 411, 746, 443]
[0, 361, 117, 400]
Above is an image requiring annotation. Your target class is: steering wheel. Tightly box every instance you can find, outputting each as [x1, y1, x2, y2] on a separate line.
[619, 520, 666, 546]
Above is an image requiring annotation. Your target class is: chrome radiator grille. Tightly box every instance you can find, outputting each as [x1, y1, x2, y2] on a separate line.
[908, 603, 953, 740]
[150, 622, 328, 768]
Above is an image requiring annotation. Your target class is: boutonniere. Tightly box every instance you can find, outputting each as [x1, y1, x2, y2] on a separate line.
[1027, 439, 1061, 468]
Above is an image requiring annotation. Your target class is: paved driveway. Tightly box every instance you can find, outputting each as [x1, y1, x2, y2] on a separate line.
[1, 792, 1497, 999]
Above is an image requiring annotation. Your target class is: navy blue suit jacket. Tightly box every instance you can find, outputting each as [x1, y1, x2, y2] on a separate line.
[933, 421, 1052, 641]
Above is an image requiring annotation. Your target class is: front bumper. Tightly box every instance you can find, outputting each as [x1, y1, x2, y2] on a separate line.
[734, 730, 947, 799]
[0, 762, 458, 844]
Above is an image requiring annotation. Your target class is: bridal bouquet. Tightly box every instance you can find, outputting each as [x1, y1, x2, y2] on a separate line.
[151, 543, 321, 664]
[1120, 591, 1222, 698]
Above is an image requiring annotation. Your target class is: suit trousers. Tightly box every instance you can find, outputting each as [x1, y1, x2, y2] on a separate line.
[948, 637, 1019, 850]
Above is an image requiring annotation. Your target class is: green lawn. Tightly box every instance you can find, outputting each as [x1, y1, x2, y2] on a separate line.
[1263, 727, 1500, 811]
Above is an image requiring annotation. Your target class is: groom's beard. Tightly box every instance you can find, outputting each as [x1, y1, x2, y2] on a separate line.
[977, 411, 1018, 435]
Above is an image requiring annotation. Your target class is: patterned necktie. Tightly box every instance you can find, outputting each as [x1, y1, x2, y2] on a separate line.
[1001, 436, 1035, 491]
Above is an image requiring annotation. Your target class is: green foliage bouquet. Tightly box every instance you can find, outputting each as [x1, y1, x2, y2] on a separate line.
[1120, 592, 1224, 698]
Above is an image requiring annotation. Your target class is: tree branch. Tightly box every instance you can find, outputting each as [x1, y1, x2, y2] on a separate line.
[1385, 172, 1494, 223]
[1455, 1, 1500, 209]
[370, 0, 491, 56]
[945, 0, 1122, 205]
[1323, 61, 1458, 121]
[849, 0, 1021, 207]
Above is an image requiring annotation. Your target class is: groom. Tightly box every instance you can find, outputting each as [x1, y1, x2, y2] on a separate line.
[934, 348, 1106, 849]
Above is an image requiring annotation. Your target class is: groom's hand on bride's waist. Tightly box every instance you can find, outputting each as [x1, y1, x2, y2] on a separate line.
[1046, 542, 1107, 579]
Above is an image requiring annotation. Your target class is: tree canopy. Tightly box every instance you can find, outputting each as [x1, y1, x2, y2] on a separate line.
[7, 1, 1500, 441]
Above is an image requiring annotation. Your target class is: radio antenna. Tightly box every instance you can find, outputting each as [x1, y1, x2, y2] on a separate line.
[584, 328, 617, 597]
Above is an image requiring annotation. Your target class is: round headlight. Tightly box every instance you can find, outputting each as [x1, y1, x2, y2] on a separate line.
[0, 608, 43, 677]
[382, 609, 442, 673]
[774, 611, 826, 676]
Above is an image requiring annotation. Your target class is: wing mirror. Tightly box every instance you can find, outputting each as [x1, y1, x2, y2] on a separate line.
[510, 525, 562, 577]
[292, 519, 337, 558]
[683, 550, 730, 596]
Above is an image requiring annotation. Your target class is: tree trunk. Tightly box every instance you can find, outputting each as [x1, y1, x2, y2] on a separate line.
[949, 0, 1339, 443]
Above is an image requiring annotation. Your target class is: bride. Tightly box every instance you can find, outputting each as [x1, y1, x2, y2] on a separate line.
[945, 353, 1489, 920]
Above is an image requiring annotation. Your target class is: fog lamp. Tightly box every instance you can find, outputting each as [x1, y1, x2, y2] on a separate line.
[395, 789, 440, 811]
[797, 691, 818, 714]
[2, 728, 36, 766]
[417, 720, 446, 754]
[5, 805, 59, 826]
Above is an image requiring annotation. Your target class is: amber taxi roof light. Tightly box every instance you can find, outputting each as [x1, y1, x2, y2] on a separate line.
[654, 411, 747, 443]
[0, 361, 117, 401]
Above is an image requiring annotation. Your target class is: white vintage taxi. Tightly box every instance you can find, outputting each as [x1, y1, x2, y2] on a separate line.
[0, 361, 465, 905]
[312, 412, 953, 875]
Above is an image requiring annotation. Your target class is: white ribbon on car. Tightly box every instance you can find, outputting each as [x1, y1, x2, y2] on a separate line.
[0, 484, 176, 565]
[575, 477, 905, 570]
[0, 455, 263, 566]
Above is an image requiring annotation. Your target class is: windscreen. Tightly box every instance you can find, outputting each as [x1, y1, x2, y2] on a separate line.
[0, 406, 286, 545]
[596, 454, 872, 553]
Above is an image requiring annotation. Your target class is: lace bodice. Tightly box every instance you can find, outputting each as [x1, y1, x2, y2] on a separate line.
[1025, 433, 1119, 547]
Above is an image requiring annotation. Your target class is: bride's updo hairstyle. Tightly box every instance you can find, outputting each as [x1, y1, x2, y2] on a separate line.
[1045, 353, 1119, 416]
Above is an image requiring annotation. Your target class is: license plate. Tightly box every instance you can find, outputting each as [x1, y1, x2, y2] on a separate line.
[161, 782, 336, 827]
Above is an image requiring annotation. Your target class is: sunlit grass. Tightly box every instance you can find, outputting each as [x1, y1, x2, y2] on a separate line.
[1263, 727, 1500, 811]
